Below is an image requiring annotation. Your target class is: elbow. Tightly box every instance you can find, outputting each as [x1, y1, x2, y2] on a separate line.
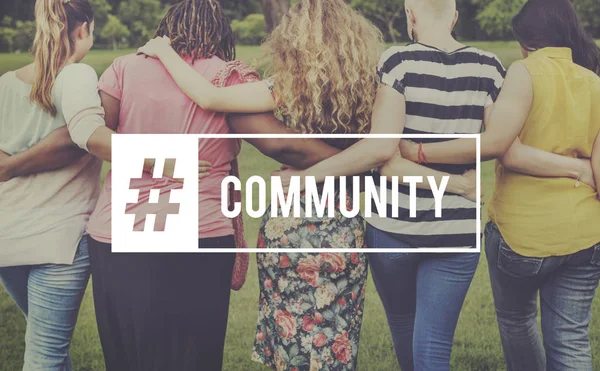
[193, 93, 219, 112]
[197, 99, 216, 112]
[497, 149, 517, 168]
[371, 139, 400, 168]
[257, 140, 287, 159]
[51, 126, 78, 150]
[485, 139, 512, 161]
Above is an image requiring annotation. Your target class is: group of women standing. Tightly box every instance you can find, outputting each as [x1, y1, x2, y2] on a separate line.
[0, 0, 599, 371]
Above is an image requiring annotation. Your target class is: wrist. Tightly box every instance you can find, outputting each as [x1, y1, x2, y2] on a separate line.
[572, 158, 588, 180]
[0, 156, 17, 181]
[448, 174, 470, 195]
[157, 45, 176, 60]
[407, 143, 419, 162]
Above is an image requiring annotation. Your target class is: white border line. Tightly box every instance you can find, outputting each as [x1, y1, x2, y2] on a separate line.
[116, 134, 482, 254]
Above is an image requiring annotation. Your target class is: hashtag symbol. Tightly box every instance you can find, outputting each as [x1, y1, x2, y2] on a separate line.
[126, 158, 182, 232]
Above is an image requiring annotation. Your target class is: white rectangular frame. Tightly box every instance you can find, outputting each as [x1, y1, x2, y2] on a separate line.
[193, 133, 482, 254]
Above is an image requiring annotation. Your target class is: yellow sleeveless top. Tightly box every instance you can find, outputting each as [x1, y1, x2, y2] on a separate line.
[488, 47, 600, 257]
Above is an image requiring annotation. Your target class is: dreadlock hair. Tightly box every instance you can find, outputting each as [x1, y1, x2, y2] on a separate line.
[155, 0, 235, 62]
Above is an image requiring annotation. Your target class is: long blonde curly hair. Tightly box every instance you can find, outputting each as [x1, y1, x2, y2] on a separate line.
[262, 0, 384, 135]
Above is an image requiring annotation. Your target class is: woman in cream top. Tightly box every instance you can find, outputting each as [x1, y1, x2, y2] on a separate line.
[0, 0, 105, 369]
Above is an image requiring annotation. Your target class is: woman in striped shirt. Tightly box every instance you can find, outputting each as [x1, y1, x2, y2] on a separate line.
[399, 0, 600, 370]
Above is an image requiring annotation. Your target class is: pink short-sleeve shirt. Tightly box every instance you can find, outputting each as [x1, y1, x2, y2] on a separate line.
[87, 54, 243, 242]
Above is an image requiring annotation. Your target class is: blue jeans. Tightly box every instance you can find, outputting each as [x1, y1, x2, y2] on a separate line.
[366, 225, 479, 371]
[0, 236, 91, 371]
[485, 222, 600, 371]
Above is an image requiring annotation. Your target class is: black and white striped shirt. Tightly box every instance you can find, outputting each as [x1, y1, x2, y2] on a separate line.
[368, 43, 506, 248]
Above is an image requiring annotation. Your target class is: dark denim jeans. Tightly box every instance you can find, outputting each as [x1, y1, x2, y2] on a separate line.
[366, 225, 480, 371]
[485, 222, 600, 371]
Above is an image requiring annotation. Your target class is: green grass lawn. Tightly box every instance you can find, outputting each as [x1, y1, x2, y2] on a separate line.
[1, 42, 600, 371]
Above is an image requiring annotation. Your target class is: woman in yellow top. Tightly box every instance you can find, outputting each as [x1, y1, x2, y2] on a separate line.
[399, 0, 600, 369]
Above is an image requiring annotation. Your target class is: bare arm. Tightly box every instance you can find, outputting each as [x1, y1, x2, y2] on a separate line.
[227, 113, 340, 170]
[402, 63, 533, 164]
[85, 91, 118, 164]
[0, 126, 86, 182]
[86, 91, 155, 173]
[399, 63, 590, 183]
[499, 138, 595, 188]
[380, 154, 476, 200]
[138, 36, 274, 113]
[278, 86, 404, 186]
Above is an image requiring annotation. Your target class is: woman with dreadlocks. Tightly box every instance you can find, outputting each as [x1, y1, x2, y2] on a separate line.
[79, 1, 255, 370]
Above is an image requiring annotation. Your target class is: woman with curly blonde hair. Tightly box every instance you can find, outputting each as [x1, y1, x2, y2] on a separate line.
[138, 0, 392, 369]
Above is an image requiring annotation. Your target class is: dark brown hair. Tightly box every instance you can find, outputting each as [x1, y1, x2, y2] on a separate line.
[512, 0, 600, 75]
[155, 0, 235, 62]
[31, 0, 94, 115]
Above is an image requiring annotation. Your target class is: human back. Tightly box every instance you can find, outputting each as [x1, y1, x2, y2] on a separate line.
[489, 0, 600, 257]
[87, 0, 244, 240]
[0, 0, 101, 266]
[371, 43, 504, 248]
[490, 49, 600, 257]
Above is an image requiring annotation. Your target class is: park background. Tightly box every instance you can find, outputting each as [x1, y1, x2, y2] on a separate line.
[0, 0, 600, 370]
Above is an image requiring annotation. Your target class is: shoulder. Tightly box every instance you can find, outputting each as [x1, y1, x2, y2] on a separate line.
[465, 47, 506, 75]
[102, 53, 140, 75]
[576, 64, 600, 82]
[53, 64, 102, 109]
[112, 53, 139, 68]
[212, 60, 261, 87]
[0, 72, 16, 98]
[0, 72, 15, 94]
[378, 44, 420, 67]
[57, 63, 99, 85]
[503, 61, 533, 90]
[0, 71, 13, 84]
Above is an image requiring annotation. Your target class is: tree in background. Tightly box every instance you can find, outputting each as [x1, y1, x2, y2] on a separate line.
[13, 20, 36, 52]
[1, 0, 600, 52]
[575, 0, 600, 36]
[220, 0, 261, 22]
[0, 16, 35, 53]
[232, 14, 268, 45]
[260, 0, 290, 32]
[90, 0, 113, 33]
[352, 0, 405, 42]
[117, 0, 166, 47]
[476, 0, 525, 38]
[0, 17, 17, 53]
[101, 14, 131, 50]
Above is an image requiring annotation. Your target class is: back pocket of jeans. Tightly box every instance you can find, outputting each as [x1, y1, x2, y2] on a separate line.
[497, 239, 543, 278]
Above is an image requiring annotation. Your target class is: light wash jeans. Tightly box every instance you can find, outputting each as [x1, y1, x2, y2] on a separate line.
[0, 236, 91, 371]
[485, 222, 600, 371]
[366, 225, 479, 371]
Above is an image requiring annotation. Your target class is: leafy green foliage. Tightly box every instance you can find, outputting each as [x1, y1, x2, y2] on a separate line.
[351, 0, 406, 42]
[476, 0, 526, 38]
[0, 0, 598, 51]
[101, 14, 131, 50]
[117, 0, 166, 47]
[232, 14, 268, 45]
[0, 17, 35, 53]
[575, 0, 600, 36]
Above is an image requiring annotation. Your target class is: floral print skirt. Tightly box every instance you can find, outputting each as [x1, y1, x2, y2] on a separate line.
[252, 194, 368, 371]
